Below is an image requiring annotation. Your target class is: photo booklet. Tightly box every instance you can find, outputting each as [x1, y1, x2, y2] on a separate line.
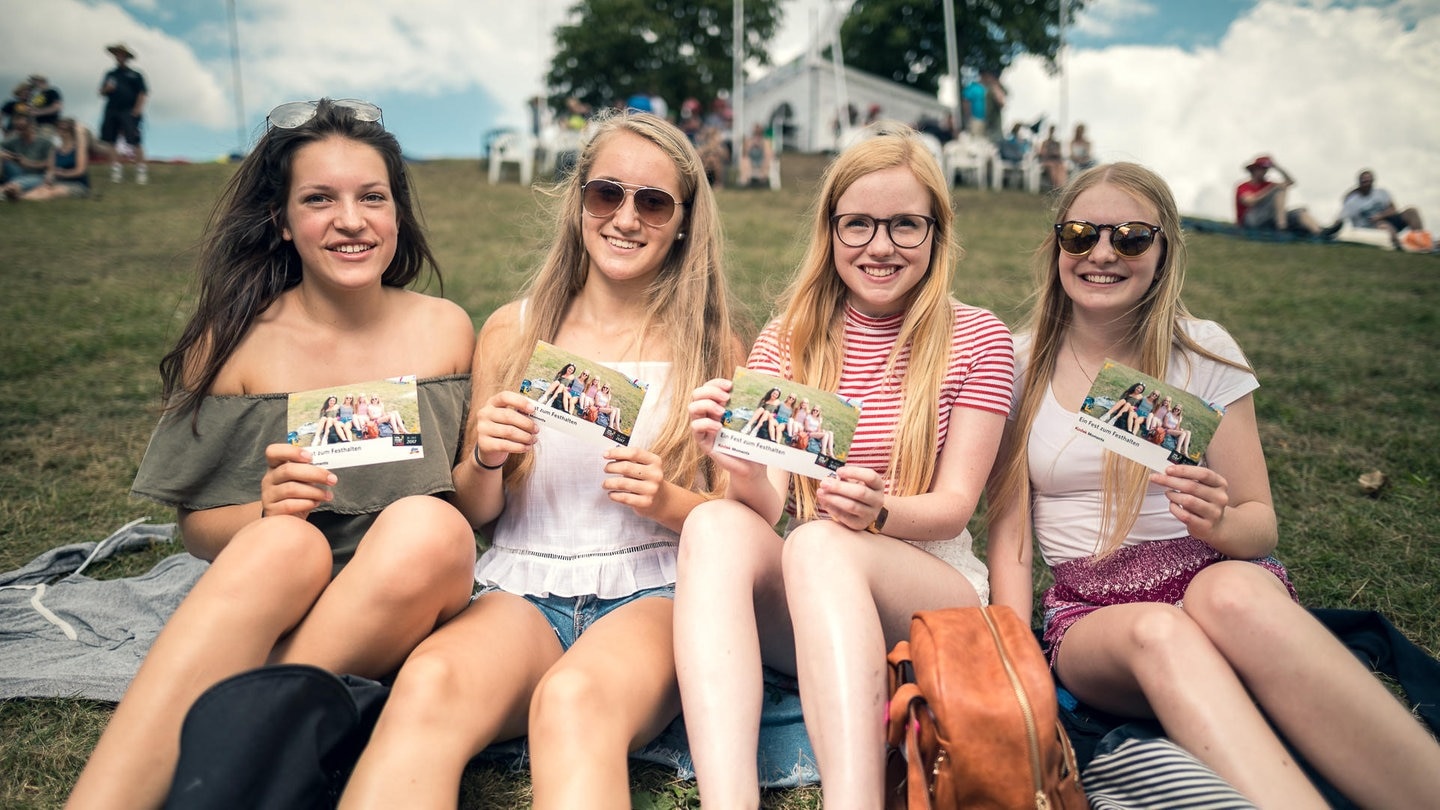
[286, 376, 424, 470]
[1072, 359, 1225, 472]
[714, 367, 863, 480]
[518, 341, 652, 447]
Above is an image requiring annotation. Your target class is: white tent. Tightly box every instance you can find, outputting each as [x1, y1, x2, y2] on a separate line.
[743, 53, 950, 153]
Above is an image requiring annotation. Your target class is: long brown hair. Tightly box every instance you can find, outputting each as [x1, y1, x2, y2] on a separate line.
[159, 99, 437, 421]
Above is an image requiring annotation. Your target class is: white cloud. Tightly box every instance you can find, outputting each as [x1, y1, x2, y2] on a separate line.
[231, 0, 557, 112]
[2, 0, 230, 133]
[1072, 0, 1159, 39]
[1002, 0, 1440, 223]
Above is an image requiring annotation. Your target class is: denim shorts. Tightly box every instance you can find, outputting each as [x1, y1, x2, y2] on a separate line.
[477, 583, 675, 651]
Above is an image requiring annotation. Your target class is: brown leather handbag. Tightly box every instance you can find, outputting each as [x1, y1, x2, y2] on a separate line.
[885, 606, 1086, 810]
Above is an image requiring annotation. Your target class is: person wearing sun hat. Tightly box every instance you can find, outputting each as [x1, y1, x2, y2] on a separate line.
[1234, 154, 1338, 238]
[99, 42, 148, 184]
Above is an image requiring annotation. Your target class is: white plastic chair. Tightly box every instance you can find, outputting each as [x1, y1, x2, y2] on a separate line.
[487, 133, 533, 186]
[1001, 151, 1043, 193]
[943, 134, 995, 190]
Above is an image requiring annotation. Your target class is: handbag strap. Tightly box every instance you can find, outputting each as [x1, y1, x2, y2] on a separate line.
[905, 699, 935, 810]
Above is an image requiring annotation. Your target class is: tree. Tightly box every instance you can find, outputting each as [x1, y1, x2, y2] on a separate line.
[839, 0, 1086, 95]
[546, 0, 783, 116]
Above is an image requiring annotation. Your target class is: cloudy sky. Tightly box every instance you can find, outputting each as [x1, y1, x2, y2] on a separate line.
[4, 0, 1436, 222]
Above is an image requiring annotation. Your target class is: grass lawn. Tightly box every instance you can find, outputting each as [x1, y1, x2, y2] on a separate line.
[1, 153, 1436, 808]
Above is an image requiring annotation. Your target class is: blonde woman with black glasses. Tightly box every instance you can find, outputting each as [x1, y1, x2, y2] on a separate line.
[986, 162, 1440, 808]
[340, 110, 742, 809]
[69, 99, 477, 808]
[677, 122, 1014, 807]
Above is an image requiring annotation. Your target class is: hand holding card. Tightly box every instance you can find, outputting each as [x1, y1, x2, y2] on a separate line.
[712, 368, 862, 480]
[285, 376, 425, 470]
[1071, 360, 1225, 472]
[517, 341, 652, 448]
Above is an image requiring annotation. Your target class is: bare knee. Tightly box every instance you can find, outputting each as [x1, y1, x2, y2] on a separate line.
[210, 516, 333, 602]
[384, 646, 474, 728]
[781, 520, 863, 587]
[353, 496, 476, 604]
[1183, 562, 1287, 632]
[529, 665, 616, 748]
[679, 499, 771, 575]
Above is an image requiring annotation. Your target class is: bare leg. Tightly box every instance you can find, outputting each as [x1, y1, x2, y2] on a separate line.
[68, 518, 335, 809]
[70, 497, 475, 810]
[1183, 563, 1440, 808]
[530, 597, 681, 809]
[270, 496, 475, 675]
[1055, 591, 1329, 807]
[782, 522, 981, 810]
[340, 592, 561, 810]
[674, 499, 794, 810]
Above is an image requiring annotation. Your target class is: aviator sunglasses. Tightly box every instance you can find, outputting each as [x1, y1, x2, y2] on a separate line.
[266, 98, 384, 130]
[1055, 220, 1163, 258]
[581, 179, 684, 227]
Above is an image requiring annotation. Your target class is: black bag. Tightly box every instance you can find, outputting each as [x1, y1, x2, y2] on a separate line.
[165, 664, 390, 810]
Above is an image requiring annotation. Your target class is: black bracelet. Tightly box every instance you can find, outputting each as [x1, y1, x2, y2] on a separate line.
[473, 443, 506, 470]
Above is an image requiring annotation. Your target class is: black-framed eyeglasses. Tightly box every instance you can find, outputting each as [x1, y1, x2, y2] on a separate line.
[1054, 220, 1162, 258]
[581, 179, 684, 228]
[266, 99, 384, 130]
[830, 213, 936, 249]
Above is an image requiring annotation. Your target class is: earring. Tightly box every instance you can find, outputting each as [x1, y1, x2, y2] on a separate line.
[677, 232, 686, 240]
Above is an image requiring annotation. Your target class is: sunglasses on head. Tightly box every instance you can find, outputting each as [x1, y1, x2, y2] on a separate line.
[1055, 220, 1162, 258]
[581, 179, 683, 227]
[266, 99, 384, 130]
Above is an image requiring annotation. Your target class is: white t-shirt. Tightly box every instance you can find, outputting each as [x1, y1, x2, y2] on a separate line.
[1012, 320, 1258, 566]
[1340, 188, 1395, 228]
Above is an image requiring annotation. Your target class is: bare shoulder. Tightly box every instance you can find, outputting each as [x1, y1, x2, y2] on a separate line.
[478, 299, 523, 341]
[393, 289, 477, 374]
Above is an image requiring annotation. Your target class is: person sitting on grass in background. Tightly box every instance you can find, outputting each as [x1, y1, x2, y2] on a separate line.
[67, 97, 478, 810]
[1235, 155, 1339, 239]
[337, 109, 744, 810]
[1, 112, 54, 200]
[986, 160, 1440, 808]
[1337, 169, 1425, 249]
[675, 122, 1014, 808]
[20, 117, 90, 201]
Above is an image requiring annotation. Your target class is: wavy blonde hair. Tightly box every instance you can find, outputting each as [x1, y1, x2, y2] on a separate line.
[772, 121, 960, 518]
[987, 162, 1252, 557]
[492, 110, 740, 493]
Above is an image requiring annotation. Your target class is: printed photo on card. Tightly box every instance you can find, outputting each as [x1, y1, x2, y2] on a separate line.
[519, 341, 650, 447]
[1072, 360, 1225, 472]
[287, 376, 424, 470]
[714, 368, 862, 480]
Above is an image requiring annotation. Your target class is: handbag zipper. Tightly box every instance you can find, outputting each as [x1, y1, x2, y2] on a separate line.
[980, 608, 1049, 810]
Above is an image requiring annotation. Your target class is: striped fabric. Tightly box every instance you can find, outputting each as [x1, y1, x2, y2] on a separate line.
[748, 300, 1015, 487]
[1083, 736, 1257, 810]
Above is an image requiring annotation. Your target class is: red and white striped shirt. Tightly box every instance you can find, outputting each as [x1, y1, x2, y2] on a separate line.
[748, 300, 1014, 482]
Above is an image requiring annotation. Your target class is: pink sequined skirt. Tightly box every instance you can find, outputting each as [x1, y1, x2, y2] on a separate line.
[1040, 536, 1297, 667]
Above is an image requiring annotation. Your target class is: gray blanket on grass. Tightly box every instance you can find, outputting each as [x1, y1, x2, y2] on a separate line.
[0, 521, 819, 787]
[0, 519, 206, 702]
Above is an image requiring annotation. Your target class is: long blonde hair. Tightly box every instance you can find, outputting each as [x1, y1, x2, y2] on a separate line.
[773, 121, 960, 518]
[988, 162, 1251, 556]
[492, 110, 740, 493]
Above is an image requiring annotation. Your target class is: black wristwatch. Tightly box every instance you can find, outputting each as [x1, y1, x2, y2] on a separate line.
[865, 505, 889, 535]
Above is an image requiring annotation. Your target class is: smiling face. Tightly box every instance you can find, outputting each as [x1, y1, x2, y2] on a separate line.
[831, 165, 934, 317]
[281, 136, 398, 292]
[1057, 182, 1162, 322]
[581, 130, 685, 289]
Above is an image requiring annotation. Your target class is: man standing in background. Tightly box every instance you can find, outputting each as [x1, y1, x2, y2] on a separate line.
[98, 43, 148, 185]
